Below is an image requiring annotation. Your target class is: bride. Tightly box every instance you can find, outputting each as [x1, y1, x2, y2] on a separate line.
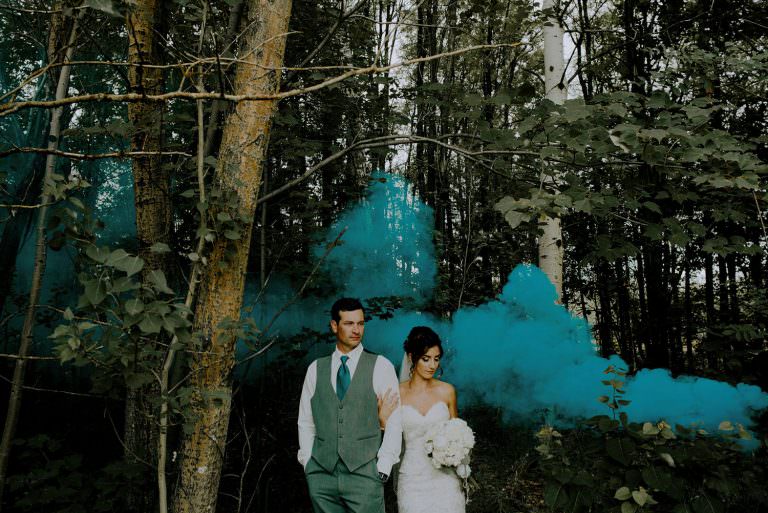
[380, 326, 466, 513]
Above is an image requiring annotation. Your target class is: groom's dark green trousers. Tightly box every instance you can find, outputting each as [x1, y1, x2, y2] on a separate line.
[306, 351, 385, 513]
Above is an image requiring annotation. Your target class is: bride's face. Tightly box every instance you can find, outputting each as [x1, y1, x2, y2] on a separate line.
[413, 345, 441, 380]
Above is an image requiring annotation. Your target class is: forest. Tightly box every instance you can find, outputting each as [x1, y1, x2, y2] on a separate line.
[0, 0, 767, 512]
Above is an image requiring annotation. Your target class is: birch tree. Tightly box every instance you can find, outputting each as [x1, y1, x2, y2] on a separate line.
[171, 0, 293, 511]
[538, 0, 566, 299]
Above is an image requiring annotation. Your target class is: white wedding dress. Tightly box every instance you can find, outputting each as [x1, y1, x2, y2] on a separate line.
[396, 401, 465, 513]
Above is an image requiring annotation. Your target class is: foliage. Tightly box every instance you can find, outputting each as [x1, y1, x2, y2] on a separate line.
[6, 435, 145, 513]
[536, 367, 768, 513]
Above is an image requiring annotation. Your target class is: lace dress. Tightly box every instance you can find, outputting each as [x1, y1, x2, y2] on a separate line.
[396, 402, 465, 513]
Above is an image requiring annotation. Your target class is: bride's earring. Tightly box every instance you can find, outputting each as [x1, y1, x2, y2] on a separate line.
[437, 367, 444, 378]
[409, 364, 414, 377]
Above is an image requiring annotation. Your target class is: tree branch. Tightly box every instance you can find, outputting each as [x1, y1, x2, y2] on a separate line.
[0, 44, 523, 117]
[0, 147, 193, 160]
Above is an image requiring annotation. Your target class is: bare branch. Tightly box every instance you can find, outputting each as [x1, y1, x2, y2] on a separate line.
[0, 372, 103, 398]
[0, 353, 59, 361]
[0, 44, 523, 117]
[0, 147, 193, 161]
[236, 228, 348, 365]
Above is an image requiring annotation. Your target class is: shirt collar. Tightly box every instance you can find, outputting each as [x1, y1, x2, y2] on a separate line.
[333, 342, 364, 364]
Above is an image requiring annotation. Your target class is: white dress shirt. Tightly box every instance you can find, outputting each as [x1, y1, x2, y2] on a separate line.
[297, 343, 403, 475]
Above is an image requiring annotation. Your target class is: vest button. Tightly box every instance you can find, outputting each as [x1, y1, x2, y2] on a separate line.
[339, 434, 344, 439]
[339, 404, 343, 409]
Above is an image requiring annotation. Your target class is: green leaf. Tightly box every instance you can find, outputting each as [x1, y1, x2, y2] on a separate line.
[85, 245, 110, 264]
[494, 196, 530, 229]
[621, 501, 638, 513]
[642, 201, 662, 214]
[149, 270, 174, 295]
[125, 372, 154, 389]
[543, 482, 569, 508]
[614, 487, 632, 500]
[84, 0, 122, 16]
[573, 198, 592, 213]
[640, 128, 668, 142]
[69, 197, 85, 210]
[599, 418, 619, 432]
[105, 249, 145, 277]
[642, 422, 660, 435]
[606, 437, 636, 466]
[138, 314, 162, 334]
[125, 299, 144, 316]
[84, 279, 106, 306]
[150, 242, 171, 253]
[632, 488, 649, 506]
[642, 466, 668, 490]
[111, 276, 138, 294]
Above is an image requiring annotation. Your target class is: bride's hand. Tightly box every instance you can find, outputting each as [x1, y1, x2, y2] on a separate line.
[377, 388, 397, 429]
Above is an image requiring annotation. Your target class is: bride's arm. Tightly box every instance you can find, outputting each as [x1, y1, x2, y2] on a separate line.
[446, 383, 458, 418]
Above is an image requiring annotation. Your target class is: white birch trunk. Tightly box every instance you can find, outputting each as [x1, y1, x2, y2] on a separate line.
[539, 0, 566, 300]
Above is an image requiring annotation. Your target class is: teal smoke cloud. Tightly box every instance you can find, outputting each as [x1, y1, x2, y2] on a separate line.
[242, 172, 768, 435]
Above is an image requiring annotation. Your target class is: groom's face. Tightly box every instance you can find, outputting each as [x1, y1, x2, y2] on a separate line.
[330, 309, 365, 353]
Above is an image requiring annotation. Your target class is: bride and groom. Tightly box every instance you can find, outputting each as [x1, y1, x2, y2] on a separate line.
[297, 298, 467, 513]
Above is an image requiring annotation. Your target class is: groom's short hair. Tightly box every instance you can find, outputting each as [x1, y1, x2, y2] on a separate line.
[330, 298, 365, 322]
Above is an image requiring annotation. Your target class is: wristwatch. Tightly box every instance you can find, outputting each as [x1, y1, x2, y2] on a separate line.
[378, 472, 389, 483]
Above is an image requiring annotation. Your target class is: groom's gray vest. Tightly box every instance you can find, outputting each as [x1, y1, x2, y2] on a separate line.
[310, 350, 382, 472]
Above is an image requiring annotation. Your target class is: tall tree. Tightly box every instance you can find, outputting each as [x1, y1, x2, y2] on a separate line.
[171, 0, 293, 511]
[538, 0, 566, 299]
[0, 10, 80, 509]
[124, 1, 168, 509]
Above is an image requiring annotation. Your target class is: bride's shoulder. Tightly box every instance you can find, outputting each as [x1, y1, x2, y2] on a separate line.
[432, 380, 456, 398]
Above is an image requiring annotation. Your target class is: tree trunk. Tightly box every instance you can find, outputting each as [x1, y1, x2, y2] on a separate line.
[124, 2, 168, 509]
[704, 249, 718, 369]
[538, 0, 565, 299]
[615, 258, 634, 368]
[596, 261, 615, 357]
[127, 0, 169, 275]
[171, 1, 292, 512]
[684, 245, 694, 371]
[0, 14, 79, 510]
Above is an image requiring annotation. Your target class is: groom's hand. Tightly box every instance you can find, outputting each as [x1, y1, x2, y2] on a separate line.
[377, 388, 397, 429]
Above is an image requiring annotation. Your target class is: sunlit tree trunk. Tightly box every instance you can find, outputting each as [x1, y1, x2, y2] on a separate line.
[171, 1, 293, 511]
[538, 0, 566, 299]
[124, 2, 167, 509]
[127, 0, 169, 274]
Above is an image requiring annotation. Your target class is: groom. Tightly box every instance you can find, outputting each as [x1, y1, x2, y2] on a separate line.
[298, 297, 402, 513]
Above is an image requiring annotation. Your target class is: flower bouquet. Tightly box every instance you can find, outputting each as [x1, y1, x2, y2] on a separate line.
[424, 418, 477, 500]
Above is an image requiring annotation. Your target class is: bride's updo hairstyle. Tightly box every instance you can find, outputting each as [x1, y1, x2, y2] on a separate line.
[403, 326, 443, 362]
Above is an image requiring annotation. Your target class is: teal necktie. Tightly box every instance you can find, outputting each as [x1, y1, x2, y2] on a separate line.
[337, 355, 350, 401]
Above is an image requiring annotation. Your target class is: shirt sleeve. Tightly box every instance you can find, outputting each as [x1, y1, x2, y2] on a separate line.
[373, 356, 403, 475]
[297, 360, 317, 468]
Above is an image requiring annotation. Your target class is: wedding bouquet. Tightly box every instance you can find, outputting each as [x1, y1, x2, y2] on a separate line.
[424, 418, 475, 479]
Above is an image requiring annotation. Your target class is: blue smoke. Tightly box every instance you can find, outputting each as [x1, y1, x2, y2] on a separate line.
[314, 172, 436, 303]
[240, 172, 768, 437]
